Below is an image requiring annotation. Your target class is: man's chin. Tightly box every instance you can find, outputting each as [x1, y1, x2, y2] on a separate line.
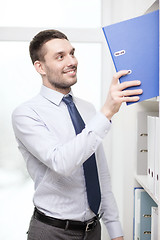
[48, 77, 77, 90]
[65, 78, 77, 88]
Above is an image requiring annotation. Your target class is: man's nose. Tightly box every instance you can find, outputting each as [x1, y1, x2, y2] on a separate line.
[67, 55, 78, 66]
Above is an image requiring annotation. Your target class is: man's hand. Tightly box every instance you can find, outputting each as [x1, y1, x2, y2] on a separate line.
[101, 70, 143, 120]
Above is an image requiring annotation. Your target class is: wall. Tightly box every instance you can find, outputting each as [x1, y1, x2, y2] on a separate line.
[101, 0, 157, 239]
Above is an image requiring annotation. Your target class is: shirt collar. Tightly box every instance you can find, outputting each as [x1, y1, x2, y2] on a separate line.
[40, 85, 73, 106]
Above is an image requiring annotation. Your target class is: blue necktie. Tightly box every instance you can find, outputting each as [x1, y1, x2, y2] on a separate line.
[63, 95, 101, 215]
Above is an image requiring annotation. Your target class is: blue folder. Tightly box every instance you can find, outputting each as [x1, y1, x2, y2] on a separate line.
[102, 10, 159, 105]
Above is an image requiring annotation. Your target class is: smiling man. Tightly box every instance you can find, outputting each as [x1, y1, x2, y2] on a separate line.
[12, 29, 142, 240]
[33, 37, 78, 92]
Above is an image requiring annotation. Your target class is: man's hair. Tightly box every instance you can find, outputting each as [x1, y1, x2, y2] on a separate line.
[29, 29, 68, 64]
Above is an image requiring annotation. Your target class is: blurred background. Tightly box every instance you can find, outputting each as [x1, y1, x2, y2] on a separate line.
[0, 0, 157, 239]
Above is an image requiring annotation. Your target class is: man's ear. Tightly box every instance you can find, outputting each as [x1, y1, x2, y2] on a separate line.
[34, 60, 46, 75]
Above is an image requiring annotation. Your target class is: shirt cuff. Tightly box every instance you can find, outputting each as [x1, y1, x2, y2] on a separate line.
[86, 112, 111, 139]
[106, 221, 124, 239]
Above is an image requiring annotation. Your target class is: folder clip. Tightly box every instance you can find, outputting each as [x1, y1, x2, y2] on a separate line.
[144, 231, 151, 235]
[143, 214, 151, 218]
[140, 149, 148, 152]
[140, 133, 148, 137]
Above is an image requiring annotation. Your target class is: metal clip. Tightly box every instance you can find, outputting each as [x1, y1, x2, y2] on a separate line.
[144, 231, 151, 234]
[140, 149, 148, 152]
[85, 221, 95, 232]
[140, 133, 148, 136]
[143, 214, 151, 218]
[65, 220, 69, 231]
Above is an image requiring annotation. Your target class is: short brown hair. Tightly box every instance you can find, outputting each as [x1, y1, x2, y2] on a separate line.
[29, 29, 68, 64]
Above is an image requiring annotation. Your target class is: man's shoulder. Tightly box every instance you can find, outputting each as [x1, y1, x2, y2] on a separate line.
[12, 94, 41, 117]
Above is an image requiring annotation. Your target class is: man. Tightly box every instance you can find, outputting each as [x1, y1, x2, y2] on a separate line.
[12, 30, 142, 240]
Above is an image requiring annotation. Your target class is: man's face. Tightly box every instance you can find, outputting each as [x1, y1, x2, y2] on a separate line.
[40, 38, 78, 93]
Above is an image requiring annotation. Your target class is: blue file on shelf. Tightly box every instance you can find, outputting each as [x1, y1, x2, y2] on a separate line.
[102, 10, 159, 105]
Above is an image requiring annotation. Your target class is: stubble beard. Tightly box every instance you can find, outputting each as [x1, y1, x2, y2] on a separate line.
[48, 75, 77, 90]
[45, 64, 78, 91]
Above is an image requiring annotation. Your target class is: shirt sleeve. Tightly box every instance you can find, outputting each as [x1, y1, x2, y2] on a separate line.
[12, 105, 111, 177]
[96, 144, 124, 239]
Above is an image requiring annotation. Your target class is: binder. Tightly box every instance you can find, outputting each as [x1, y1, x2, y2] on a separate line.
[102, 10, 159, 105]
[137, 112, 158, 175]
[133, 188, 158, 240]
[133, 187, 144, 240]
[154, 117, 159, 200]
[140, 191, 157, 240]
[147, 115, 159, 197]
[147, 116, 156, 195]
[151, 207, 158, 240]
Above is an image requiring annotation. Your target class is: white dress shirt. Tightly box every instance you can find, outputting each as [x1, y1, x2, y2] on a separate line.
[12, 85, 123, 239]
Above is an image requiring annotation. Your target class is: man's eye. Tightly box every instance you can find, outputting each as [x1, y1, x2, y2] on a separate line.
[57, 55, 63, 60]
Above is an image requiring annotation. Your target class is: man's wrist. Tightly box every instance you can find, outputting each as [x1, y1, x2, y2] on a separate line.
[100, 107, 113, 121]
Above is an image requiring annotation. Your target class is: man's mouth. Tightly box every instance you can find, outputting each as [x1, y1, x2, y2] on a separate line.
[63, 66, 77, 74]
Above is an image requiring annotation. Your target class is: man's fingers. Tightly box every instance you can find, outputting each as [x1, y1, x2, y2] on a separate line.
[121, 88, 143, 97]
[112, 70, 141, 92]
[112, 70, 129, 84]
[122, 96, 140, 103]
[119, 80, 141, 91]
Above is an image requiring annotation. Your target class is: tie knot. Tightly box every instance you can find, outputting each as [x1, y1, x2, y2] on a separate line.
[62, 95, 73, 105]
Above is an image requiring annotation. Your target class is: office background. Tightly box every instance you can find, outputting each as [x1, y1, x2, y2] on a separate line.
[0, 0, 157, 239]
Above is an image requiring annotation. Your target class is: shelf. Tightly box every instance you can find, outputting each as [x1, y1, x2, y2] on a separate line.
[135, 175, 159, 205]
[145, 0, 159, 13]
[145, 96, 160, 102]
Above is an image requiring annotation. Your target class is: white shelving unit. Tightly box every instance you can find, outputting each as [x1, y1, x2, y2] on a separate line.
[135, 175, 159, 205]
[102, 1, 160, 238]
[135, 1, 160, 238]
